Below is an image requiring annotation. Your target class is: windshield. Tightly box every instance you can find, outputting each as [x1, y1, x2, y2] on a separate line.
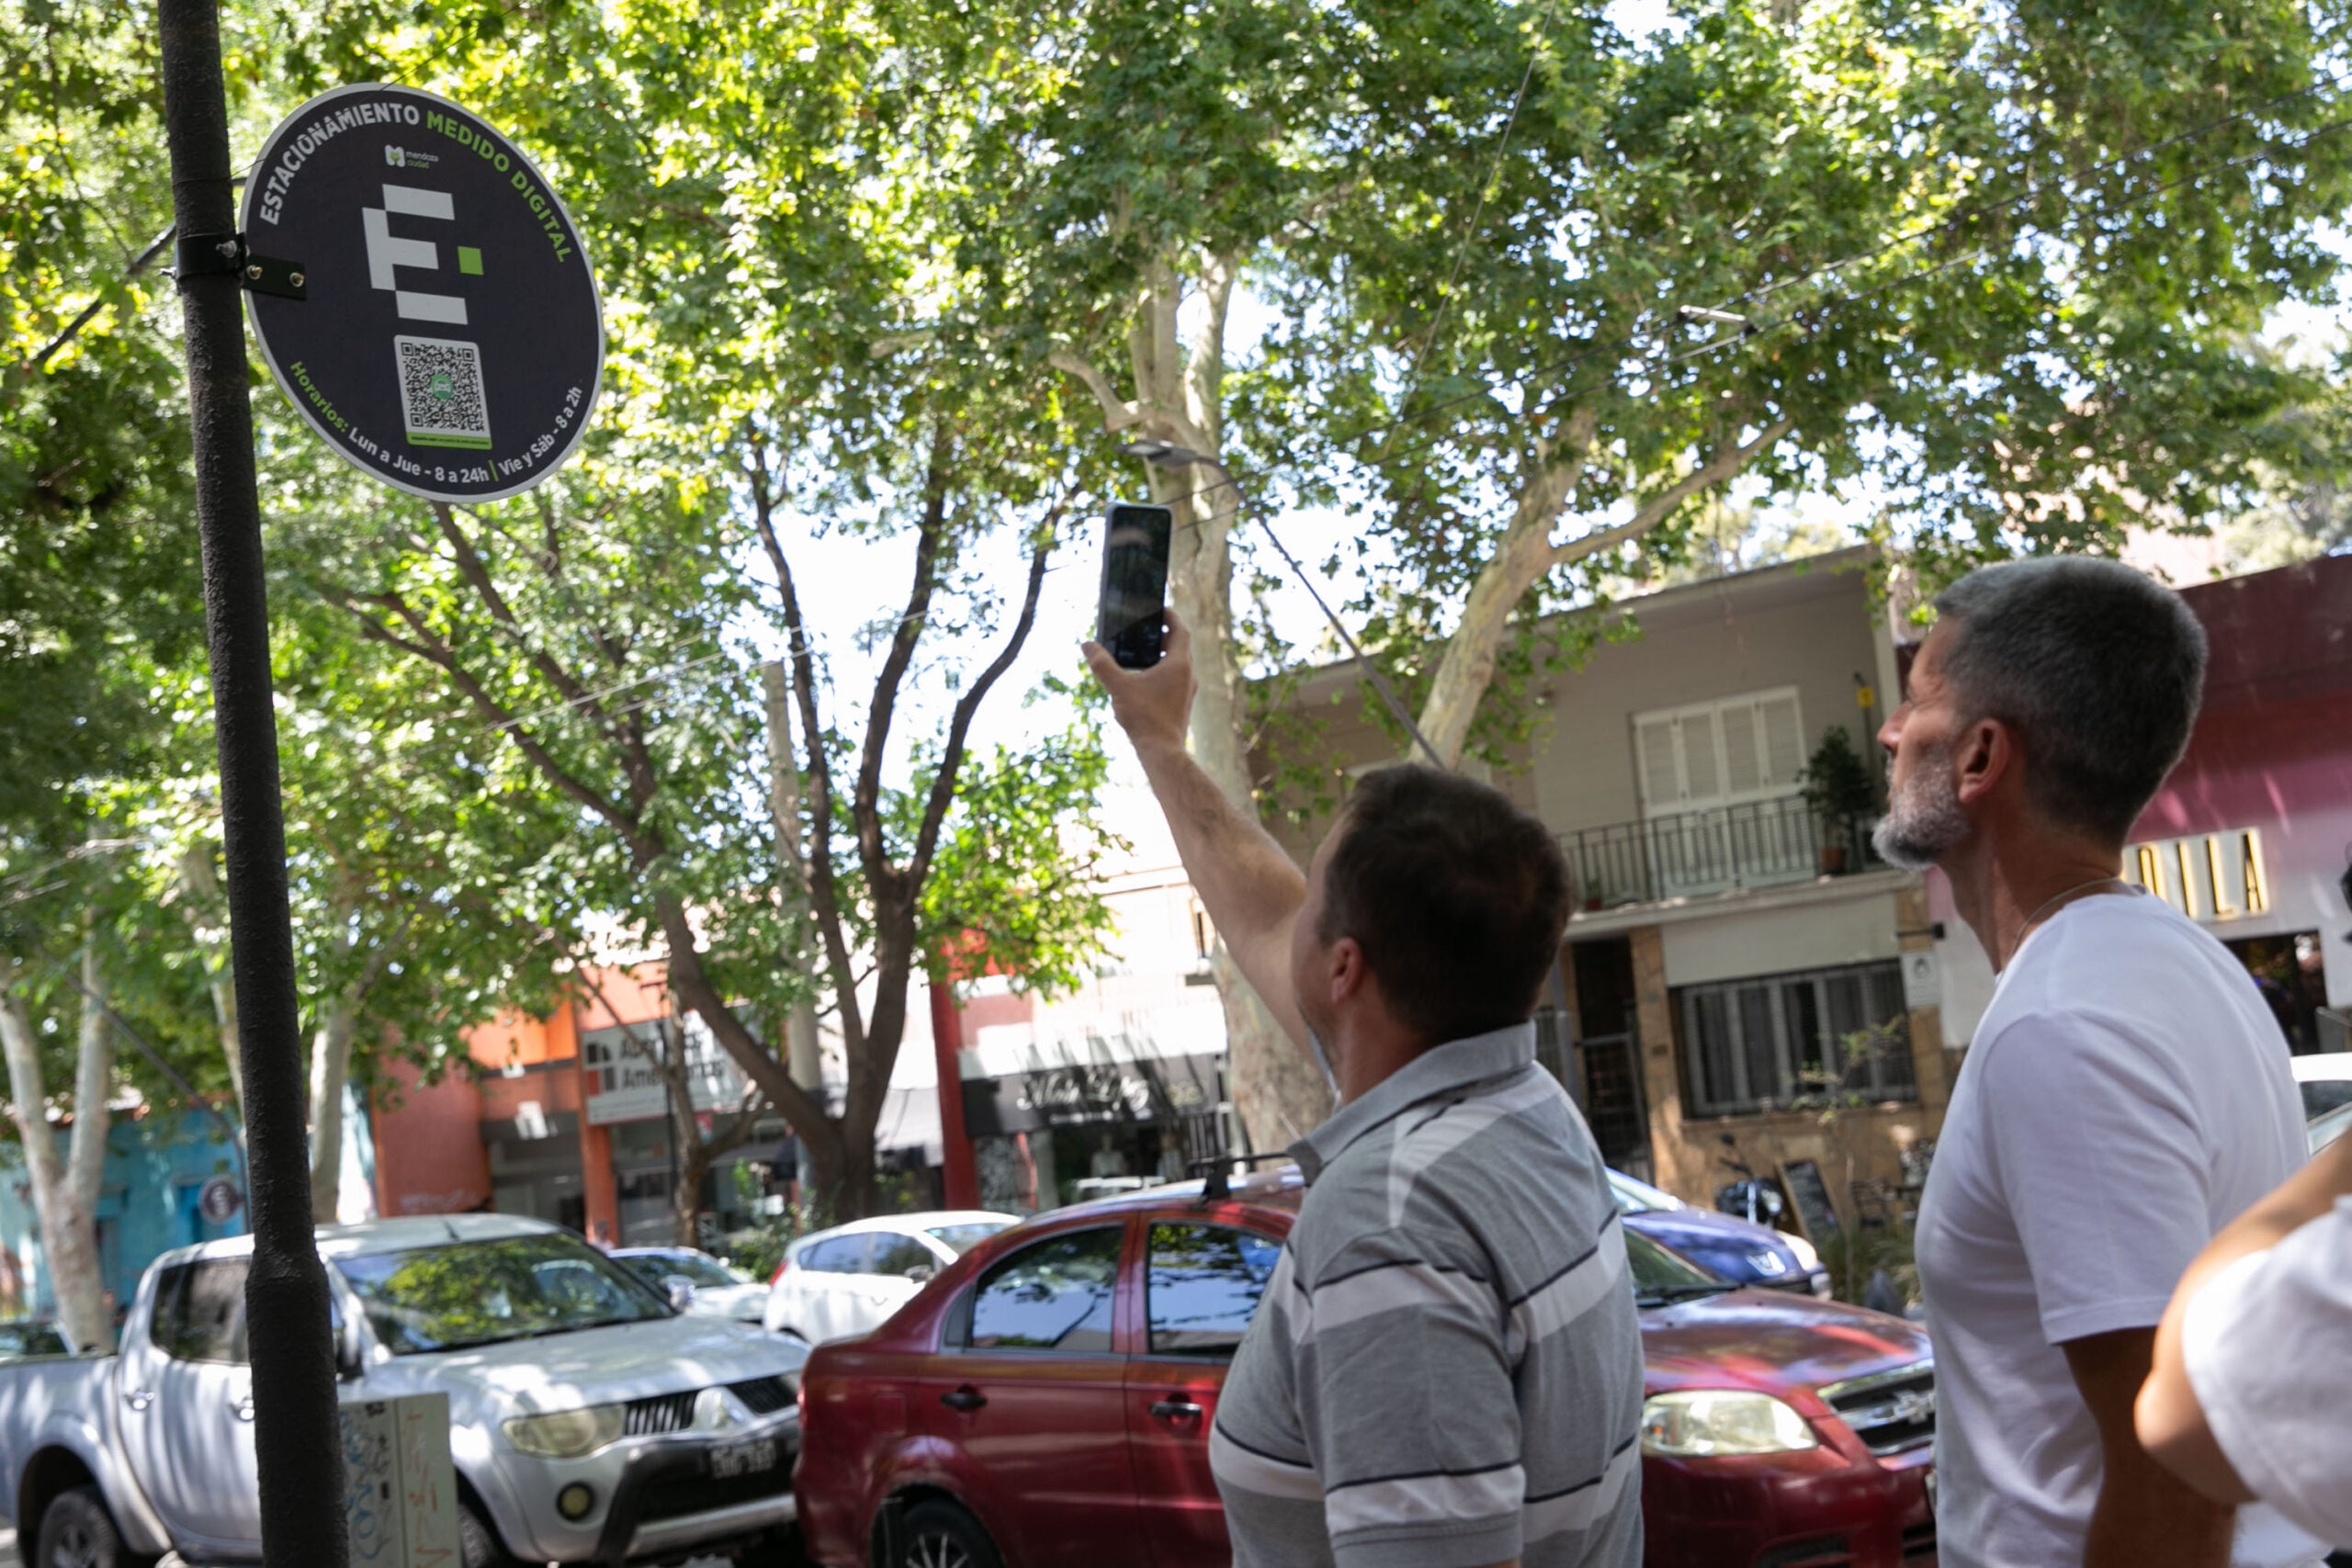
[925, 1222, 1012, 1258]
[1607, 1171, 1685, 1216]
[1625, 1226, 1735, 1307]
[335, 1235, 673, 1355]
[617, 1252, 747, 1289]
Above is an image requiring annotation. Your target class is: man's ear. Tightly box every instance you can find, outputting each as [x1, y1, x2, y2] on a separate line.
[1327, 936, 1371, 1007]
[1952, 716, 2017, 807]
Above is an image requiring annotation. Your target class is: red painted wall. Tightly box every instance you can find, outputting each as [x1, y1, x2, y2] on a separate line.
[372, 1057, 492, 1216]
[2134, 555, 2352, 838]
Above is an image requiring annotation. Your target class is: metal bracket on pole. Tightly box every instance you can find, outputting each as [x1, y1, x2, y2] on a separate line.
[173, 231, 308, 300]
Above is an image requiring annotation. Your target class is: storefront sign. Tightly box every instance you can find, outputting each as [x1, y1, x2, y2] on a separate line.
[2123, 828, 2269, 923]
[962, 1053, 1224, 1137]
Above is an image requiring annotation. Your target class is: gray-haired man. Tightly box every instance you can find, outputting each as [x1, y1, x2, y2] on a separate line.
[1876, 558, 2318, 1568]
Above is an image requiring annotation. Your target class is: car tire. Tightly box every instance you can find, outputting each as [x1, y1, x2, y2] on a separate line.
[896, 1500, 1002, 1568]
[458, 1498, 524, 1568]
[35, 1485, 154, 1568]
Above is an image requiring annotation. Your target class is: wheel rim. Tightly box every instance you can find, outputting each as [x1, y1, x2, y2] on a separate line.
[49, 1518, 98, 1568]
[909, 1529, 972, 1568]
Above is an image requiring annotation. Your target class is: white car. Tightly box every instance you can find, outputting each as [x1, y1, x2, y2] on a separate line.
[0, 1213, 807, 1567]
[762, 1211, 1015, 1344]
[610, 1247, 772, 1325]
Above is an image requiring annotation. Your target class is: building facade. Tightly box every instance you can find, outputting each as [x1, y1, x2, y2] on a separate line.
[930, 862, 1236, 1214]
[1261, 550, 1951, 1227]
[371, 965, 794, 1247]
[1257, 547, 2351, 1231]
[0, 1111, 249, 1328]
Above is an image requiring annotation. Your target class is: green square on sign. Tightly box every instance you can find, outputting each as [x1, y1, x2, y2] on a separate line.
[457, 246, 483, 276]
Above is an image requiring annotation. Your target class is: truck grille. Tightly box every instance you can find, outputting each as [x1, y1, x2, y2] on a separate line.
[623, 1377, 795, 1437]
[728, 1375, 793, 1416]
[1820, 1361, 1936, 1457]
[624, 1391, 699, 1437]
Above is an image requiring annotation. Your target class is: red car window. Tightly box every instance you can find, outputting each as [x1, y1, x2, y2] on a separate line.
[1145, 1223, 1281, 1358]
[960, 1227, 1122, 1352]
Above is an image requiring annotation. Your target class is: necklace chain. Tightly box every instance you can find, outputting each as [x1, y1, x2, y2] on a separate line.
[2014, 874, 2134, 953]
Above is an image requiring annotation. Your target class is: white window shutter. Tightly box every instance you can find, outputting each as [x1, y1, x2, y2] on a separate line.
[1679, 709, 1723, 805]
[1760, 693, 1805, 786]
[1635, 714, 1680, 811]
[1721, 701, 1764, 796]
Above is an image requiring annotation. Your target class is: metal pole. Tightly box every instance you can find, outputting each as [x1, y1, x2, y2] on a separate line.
[156, 6, 347, 1565]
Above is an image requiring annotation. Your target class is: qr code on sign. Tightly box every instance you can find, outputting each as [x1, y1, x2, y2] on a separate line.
[393, 335, 492, 450]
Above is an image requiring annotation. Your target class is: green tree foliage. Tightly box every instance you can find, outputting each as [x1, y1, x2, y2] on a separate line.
[1269, 0, 2352, 765]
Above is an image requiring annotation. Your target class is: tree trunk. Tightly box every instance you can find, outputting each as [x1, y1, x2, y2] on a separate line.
[1, 956, 115, 1351]
[759, 660, 827, 1095]
[306, 1001, 357, 1224]
[1147, 258, 1335, 1156]
[1414, 417, 1792, 765]
[176, 841, 245, 1112]
[669, 1077, 706, 1248]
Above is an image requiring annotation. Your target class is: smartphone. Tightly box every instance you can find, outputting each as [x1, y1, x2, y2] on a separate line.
[1096, 502, 1174, 669]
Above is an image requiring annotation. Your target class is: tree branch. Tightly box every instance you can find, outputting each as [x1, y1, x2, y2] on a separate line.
[326, 588, 654, 860]
[430, 504, 667, 811]
[908, 516, 1057, 887]
[854, 434, 953, 902]
[1047, 349, 1146, 431]
[1551, 417, 1794, 568]
[749, 448, 866, 1058]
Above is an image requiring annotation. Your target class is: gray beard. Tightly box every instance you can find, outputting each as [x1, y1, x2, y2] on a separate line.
[1871, 749, 1971, 871]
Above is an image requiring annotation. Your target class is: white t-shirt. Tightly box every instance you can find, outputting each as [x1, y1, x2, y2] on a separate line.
[2183, 1199, 2352, 1550]
[1915, 892, 2319, 1568]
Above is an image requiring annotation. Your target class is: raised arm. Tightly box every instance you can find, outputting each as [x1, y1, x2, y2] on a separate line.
[1083, 609, 1310, 1049]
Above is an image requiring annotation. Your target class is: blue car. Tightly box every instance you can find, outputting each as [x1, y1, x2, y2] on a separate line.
[1610, 1168, 1834, 1298]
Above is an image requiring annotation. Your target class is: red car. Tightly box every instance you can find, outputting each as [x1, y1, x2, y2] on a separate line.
[797, 1170, 1936, 1568]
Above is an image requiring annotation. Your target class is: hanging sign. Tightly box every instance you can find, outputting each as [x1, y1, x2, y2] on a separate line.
[240, 85, 604, 503]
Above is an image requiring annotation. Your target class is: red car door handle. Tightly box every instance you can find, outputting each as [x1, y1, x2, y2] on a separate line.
[940, 1386, 987, 1413]
[1149, 1397, 1204, 1420]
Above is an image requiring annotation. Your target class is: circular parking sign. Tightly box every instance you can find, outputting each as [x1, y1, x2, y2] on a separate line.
[240, 85, 604, 504]
[198, 1177, 243, 1225]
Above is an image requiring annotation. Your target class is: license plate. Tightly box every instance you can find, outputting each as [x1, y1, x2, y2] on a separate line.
[710, 1438, 777, 1480]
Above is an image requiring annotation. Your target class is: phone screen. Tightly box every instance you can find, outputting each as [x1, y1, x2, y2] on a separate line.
[1097, 502, 1174, 669]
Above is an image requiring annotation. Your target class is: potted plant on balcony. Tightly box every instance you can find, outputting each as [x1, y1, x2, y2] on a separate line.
[1800, 727, 1878, 874]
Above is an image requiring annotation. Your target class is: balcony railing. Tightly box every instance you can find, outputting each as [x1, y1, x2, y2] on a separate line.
[1562, 796, 1882, 909]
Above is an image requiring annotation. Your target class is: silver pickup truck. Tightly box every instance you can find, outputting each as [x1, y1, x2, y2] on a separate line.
[0, 1213, 806, 1568]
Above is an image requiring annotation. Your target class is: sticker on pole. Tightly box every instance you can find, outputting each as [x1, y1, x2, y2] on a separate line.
[241, 85, 603, 504]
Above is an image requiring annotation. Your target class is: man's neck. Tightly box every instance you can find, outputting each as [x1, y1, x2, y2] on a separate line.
[1333, 1021, 1431, 1107]
[1943, 828, 2129, 973]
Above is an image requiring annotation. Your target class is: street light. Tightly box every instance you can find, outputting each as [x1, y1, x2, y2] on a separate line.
[1117, 440, 1446, 770]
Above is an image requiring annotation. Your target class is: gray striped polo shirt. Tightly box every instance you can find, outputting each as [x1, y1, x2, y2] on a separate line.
[1209, 1022, 1645, 1568]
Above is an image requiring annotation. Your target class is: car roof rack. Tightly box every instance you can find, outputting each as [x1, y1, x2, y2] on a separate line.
[1189, 1153, 1296, 1205]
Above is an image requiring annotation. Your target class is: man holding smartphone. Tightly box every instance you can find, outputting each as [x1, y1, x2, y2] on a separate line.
[1083, 609, 1645, 1568]
[1871, 558, 2321, 1568]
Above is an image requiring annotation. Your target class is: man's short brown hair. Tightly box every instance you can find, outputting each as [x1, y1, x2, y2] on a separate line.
[1317, 766, 1572, 1045]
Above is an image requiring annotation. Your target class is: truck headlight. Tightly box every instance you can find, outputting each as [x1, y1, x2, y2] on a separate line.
[1641, 1391, 1820, 1457]
[1784, 1234, 1822, 1273]
[503, 1404, 626, 1460]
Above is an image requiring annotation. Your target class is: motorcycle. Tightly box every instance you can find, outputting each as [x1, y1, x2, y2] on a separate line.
[1713, 1133, 1787, 1227]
